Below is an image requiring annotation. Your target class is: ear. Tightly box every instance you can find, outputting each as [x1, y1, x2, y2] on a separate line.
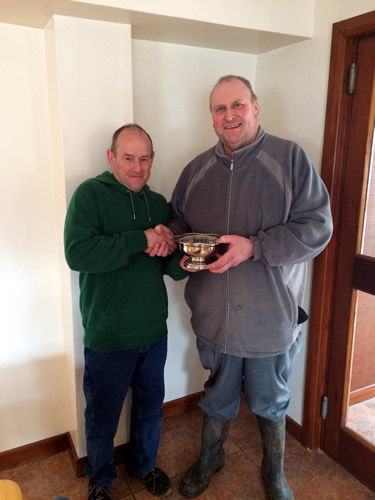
[107, 148, 114, 166]
[149, 151, 155, 167]
[253, 101, 260, 117]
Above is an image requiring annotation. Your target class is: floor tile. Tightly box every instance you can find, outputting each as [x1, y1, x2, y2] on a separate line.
[0, 400, 374, 499]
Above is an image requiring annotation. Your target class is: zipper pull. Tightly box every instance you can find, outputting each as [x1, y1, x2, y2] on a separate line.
[230, 159, 234, 171]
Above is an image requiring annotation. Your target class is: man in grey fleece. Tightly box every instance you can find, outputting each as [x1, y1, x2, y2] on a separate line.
[158, 75, 332, 499]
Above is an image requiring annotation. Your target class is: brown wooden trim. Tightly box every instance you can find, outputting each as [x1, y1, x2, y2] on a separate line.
[286, 416, 302, 443]
[302, 249, 335, 449]
[0, 433, 70, 472]
[349, 384, 375, 406]
[66, 432, 83, 477]
[335, 10, 375, 37]
[352, 255, 375, 294]
[301, 21, 350, 450]
[70, 442, 130, 478]
[302, 11, 375, 451]
[339, 428, 375, 491]
[162, 392, 201, 418]
[74, 456, 87, 478]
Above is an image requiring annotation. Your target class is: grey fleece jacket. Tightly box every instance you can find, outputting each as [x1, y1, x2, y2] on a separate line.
[169, 127, 333, 358]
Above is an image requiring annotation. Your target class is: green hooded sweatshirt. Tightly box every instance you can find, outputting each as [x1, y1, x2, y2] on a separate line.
[64, 171, 187, 350]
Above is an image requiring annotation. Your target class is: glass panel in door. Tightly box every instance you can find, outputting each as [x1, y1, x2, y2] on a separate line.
[346, 121, 375, 448]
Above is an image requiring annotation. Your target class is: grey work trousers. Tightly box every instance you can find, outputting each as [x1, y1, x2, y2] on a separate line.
[197, 331, 302, 422]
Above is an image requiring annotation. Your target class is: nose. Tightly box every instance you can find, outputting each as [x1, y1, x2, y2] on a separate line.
[224, 109, 233, 121]
[133, 159, 143, 171]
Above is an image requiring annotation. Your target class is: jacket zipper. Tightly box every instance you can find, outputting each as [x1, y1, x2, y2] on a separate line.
[224, 159, 234, 353]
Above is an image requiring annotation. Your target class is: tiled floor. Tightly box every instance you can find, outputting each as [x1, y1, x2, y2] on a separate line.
[1, 399, 374, 499]
[347, 398, 375, 448]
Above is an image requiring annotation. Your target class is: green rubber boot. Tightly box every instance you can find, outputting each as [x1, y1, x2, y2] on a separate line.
[179, 414, 230, 498]
[256, 416, 294, 500]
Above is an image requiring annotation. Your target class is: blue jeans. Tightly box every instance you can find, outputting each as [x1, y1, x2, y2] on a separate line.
[83, 338, 167, 488]
[197, 331, 302, 422]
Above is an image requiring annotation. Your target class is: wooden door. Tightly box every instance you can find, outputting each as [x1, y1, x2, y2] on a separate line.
[302, 11, 375, 492]
[323, 33, 375, 490]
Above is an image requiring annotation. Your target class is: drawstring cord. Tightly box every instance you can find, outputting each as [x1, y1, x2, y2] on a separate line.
[143, 190, 152, 222]
[128, 190, 136, 220]
[127, 189, 152, 222]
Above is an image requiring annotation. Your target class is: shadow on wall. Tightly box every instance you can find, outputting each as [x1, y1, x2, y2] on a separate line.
[165, 278, 207, 401]
[65, 126, 111, 203]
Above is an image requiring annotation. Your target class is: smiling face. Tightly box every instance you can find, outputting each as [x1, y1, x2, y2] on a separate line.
[210, 78, 260, 158]
[107, 127, 154, 192]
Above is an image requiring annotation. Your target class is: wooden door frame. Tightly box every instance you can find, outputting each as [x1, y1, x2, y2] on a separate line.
[302, 10, 375, 450]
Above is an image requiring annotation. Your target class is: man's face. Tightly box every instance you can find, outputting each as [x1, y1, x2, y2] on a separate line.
[107, 128, 154, 192]
[210, 79, 259, 157]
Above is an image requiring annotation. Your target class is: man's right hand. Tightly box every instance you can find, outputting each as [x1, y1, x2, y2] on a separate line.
[205, 235, 254, 273]
[144, 224, 177, 257]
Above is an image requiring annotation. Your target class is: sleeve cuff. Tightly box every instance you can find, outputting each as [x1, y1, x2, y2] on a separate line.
[129, 230, 148, 254]
[249, 236, 262, 262]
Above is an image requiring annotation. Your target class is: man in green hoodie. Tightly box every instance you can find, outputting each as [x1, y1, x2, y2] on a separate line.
[64, 124, 187, 500]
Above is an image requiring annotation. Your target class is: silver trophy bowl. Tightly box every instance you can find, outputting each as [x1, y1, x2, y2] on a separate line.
[176, 233, 220, 270]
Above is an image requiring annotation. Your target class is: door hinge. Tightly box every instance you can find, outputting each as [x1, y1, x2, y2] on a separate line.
[321, 395, 329, 419]
[348, 62, 357, 95]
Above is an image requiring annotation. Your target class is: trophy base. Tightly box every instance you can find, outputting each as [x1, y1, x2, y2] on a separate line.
[185, 257, 208, 270]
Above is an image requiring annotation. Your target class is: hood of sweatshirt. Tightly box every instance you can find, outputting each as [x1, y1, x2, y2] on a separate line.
[94, 170, 152, 221]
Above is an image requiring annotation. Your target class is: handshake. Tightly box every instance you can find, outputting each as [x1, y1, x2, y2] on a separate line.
[144, 224, 177, 257]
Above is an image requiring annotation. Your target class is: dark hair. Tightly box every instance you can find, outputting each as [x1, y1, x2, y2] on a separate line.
[110, 123, 154, 155]
[209, 75, 258, 109]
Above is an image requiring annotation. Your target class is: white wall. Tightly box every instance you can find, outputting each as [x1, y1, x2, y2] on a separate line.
[256, 0, 375, 423]
[132, 40, 257, 401]
[0, 22, 69, 451]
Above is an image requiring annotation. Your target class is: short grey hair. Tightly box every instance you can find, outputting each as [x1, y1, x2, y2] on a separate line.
[110, 123, 154, 156]
[209, 75, 258, 109]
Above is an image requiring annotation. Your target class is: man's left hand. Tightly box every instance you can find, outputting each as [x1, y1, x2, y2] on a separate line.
[205, 235, 254, 274]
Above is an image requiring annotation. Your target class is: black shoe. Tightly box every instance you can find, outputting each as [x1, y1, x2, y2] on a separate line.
[139, 467, 171, 497]
[88, 479, 111, 500]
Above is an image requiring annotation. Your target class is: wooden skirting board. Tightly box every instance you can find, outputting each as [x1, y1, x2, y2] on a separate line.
[0, 393, 302, 475]
[349, 384, 375, 406]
